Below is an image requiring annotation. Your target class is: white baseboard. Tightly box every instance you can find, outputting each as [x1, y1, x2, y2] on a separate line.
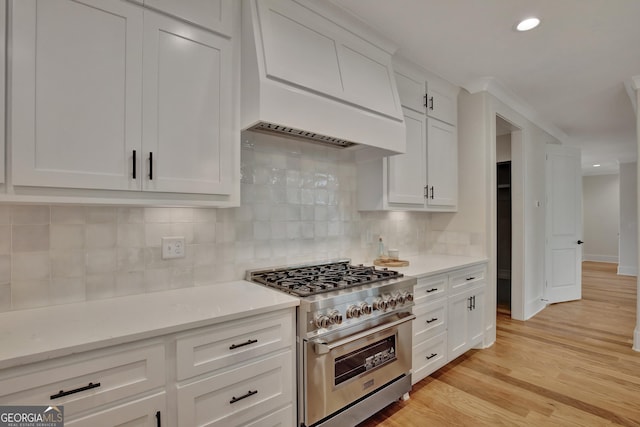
[582, 254, 618, 263]
[617, 265, 638, 276]
[634, 327, 640, 352]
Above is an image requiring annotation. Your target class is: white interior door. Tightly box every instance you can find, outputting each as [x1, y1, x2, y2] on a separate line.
[545, 144, 583, 303]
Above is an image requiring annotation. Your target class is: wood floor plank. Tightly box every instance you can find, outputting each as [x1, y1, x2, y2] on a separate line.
[357, 262, 640, 426]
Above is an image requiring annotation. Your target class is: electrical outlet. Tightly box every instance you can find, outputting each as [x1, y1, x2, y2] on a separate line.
[161, 237, 185, 259]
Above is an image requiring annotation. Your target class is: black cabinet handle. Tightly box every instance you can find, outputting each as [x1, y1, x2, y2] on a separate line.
[156, 411, 161, 427]
[50, 382, 100, 400]
[472, 295, 476, 310]
[429, 96, 434, 110]
[426, 317, 438, 324]
[577, 240, 584, 245]
[426, 288, 438, 293]
[229, 339, 258, 350]
[424, 186, 428, 199]
[430, 186, 434, 199]
[230, 390, 257, 404]
[466, 277, 476, 281]
[426, 353, 437, 360]
[468, 297, 473, 311]
[149, 152, 153, 180]
[132, 150, 136, 179]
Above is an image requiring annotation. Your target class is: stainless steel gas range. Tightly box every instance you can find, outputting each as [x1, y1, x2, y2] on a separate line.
[247, 259, 416, 427]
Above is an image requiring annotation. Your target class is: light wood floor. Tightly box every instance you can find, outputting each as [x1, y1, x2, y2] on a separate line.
[358, 262, 640, 426]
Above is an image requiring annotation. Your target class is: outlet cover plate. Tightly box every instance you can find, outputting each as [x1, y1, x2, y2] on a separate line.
[161, 236, 185, 259]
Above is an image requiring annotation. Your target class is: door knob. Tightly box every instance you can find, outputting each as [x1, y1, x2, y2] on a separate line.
[577, 240, 584, 245]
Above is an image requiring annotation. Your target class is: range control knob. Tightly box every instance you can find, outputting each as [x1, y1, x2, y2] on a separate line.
[373, 297, 388, 311]
[346, 305, 361, 319]
[387, 295, 398, 309]
[397, 293, 407, 305]
[359, 302, 373, 315]
[328, 310, 343, 325]
[405, 292, 414, 302]
[314, 314, 330, 329]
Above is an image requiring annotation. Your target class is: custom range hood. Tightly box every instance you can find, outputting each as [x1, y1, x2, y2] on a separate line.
[241, 0, 406, 161]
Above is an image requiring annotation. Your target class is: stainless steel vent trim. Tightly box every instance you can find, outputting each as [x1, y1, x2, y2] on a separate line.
[247, 122, 359, 149]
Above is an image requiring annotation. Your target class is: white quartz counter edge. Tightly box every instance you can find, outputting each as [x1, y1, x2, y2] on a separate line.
[369, 254, 488, 278]
[0, 280, 299, 370]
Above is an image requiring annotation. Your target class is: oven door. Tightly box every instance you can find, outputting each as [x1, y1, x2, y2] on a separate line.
[303, 312, 415, 426]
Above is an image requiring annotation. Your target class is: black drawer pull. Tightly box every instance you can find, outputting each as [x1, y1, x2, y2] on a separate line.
[229, 339, 258, 350]
[50, 382, 100, 400]
[466, 277, 476, 281]
[156, 411, 161, 427]
[426, 353, 438, 360]
[132, 150, 137, 179]
[230, 390, 257, 404]
[426, 288, 438, 293]
[148, 152, 153, 180]
[426, 317, 438, 324]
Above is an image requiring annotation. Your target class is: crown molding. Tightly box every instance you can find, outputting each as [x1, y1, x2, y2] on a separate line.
[464, 77, 569, 144]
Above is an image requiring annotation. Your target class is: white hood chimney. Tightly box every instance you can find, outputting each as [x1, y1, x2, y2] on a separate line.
[241, 0, 406, 160]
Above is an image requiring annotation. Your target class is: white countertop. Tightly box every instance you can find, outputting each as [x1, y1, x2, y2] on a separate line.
[0, 280, 299, 370]
[387, 254, 487, 278]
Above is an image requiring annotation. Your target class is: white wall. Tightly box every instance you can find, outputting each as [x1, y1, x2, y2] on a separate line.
[582, 174, 620, 263]
[618, 162, 637, 275]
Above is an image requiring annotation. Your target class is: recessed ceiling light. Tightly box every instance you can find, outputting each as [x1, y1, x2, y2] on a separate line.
[516, 17, 541, 32]
[593, 164, 601, 167]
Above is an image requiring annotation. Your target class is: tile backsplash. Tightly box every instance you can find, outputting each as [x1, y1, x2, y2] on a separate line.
[0, 131, 480, 312]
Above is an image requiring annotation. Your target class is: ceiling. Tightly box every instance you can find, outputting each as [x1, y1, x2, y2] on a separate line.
[329, 0, 640, 175]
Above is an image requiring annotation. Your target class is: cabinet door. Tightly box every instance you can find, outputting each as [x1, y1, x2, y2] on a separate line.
[387, 108, 427, 206]
[143, 0, 232, 36]
[427, 119, 457, 208]
[447, 289, 470, 361]
[394, 70, 425, 113]
[468, 286, 485, 346]
[65, 393, 165, 427]
[142, 11, 234, 195]
[426, 79, 457, 126]
[11, 0, 143, 191]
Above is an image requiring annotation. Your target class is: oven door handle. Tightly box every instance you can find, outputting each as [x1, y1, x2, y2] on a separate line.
[312, 314, 416, 355]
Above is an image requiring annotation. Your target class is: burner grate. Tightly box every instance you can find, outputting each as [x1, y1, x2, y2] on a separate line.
[249, 260, 403, 297]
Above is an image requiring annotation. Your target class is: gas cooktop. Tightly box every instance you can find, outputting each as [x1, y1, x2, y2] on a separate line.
[247, 259, 404, 297]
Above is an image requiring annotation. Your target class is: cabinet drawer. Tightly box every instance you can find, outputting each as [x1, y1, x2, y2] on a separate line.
[449, 265, 486, 292]
[414, 274, 447, 305]
[177, 350, 293, 427]
[244, 404, 294, 427]
[0, 342, 165, 417]
[176, 309, 294, 380]
[66, 392, 166, 426]
[413, 299, 447, 343]
[412, 332, 447, 385]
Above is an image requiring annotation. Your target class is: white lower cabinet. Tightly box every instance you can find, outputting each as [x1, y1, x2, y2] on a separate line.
[411, 263, 486, 385]
[0, 308, 296, 427]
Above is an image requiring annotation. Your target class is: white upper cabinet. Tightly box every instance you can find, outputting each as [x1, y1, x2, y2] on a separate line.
[9, 0, 239, 205]
[11, 0, 143, 191]
[387, 108, 427, 205]
[357, 57, 458, 212]
[142, 10, 233, 195]
[426, 78, 457, 126]
[143, 0, 232, 36]
[427, 119, 457, 207]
